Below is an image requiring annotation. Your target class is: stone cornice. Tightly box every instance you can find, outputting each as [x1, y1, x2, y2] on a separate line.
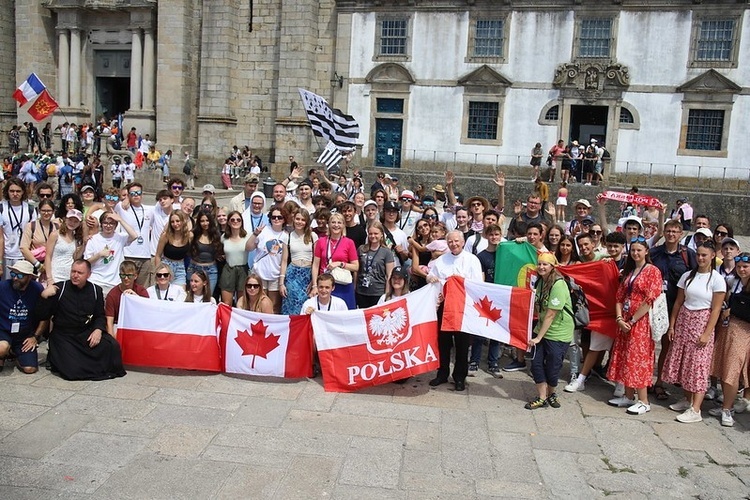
[42, 0, 156, 11]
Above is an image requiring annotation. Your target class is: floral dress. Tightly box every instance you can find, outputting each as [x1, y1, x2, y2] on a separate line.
[607, 264, 663, 388]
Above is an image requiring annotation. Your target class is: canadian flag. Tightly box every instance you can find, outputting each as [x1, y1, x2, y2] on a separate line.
[117, 295, 221, 372]
[441, 276, 534, 350]
[217, 304, 314, 378]
[312, 285, 440, 392]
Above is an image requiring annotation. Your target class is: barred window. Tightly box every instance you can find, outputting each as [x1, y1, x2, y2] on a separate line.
[619, 108, 634, 124]
[467, 101, 499, 140]
[578, 18, 612, 58]
[380, 19, 408, 56]
[474, 19, 504, 58]
[686, 109, 724, 151]
[696, 19, 734, 62]
[545, 105, 559, 121]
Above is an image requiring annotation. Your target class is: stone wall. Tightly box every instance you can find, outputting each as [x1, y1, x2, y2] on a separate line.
[0, 0, 16, 135]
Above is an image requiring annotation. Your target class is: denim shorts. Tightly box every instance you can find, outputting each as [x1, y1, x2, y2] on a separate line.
[162, 258, 186, 287]
[0, 330, 39, 368]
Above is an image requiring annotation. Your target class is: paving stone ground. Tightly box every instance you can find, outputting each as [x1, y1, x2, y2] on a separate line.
[1, 343, 748, 499]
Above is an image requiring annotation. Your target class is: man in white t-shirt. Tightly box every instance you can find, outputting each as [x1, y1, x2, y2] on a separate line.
[150, 190, 175, 255]
[300, 274, 348, 314]
[0, 178, 37, 279]
[84, 212, 138, 297]
[115, 182, 155, 287]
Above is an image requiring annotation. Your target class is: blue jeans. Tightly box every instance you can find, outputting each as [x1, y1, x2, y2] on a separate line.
[530, 338, 568, 388]
[163, 258, 186, 287]
[469, 335, 500, 366]
[187, 262, 219, 295]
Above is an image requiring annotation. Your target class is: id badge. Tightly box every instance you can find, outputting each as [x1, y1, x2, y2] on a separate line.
[7, 234, 17, 247]
[662, 279, 668, 292]
[136, 236, 144, 244]
[623, 300, 630, 313]
[11, 322, 20, 333]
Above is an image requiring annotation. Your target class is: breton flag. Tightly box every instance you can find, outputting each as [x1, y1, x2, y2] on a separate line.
[13, 73, 46, 106]
[558, 260, 620, 337]
[218, 304, 314, 378]
[298, 88, 359, 149]
[27, 90, 59, 122]
[442, 277, 534, 350]
[312, 285, 440, 392]
[316, 141, 343, 170]
[117, 295, 222, 372]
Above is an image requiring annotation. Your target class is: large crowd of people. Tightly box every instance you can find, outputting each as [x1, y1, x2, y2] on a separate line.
[0, 149, 747, 427]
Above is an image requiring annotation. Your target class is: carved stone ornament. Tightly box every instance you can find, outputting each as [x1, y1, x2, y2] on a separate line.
[553, 62, 630, 91]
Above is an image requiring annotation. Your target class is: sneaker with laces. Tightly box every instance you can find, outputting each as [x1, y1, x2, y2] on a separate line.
[720, 409, 735, 427]
[468, 362, 478, 376]
[547, 393, 561, 408]
[525, 397, 548, 410]
[608, 396, 635, 408]
[708, 406, 724, 417]
[704, 386, 717, 401]
[564, 377, 585, 393]
[487, 365, 503, 378]
[669, 399, 692, 412]
[626, 400, 651, 415]
[733, 397, 749, 414]
[675, 407, 702, 423]
[503, 359, 527, 372]
[613, 382, 625, 398]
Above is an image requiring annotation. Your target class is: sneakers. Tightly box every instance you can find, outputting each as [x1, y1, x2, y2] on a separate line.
[613, 382, 625, 398]
[675, 407, 702, 423]
[626, 400, 651, 415]
[608, 396, 635, 408]
[503, 359, 527, 372]
[705, 386, 718, 401]
[487, 365, 503, 378]
[584, 182, 592, 186]
[733, 397, 749, 414]
[669, 399, 692, 412]
[547, 393, 561, 408]
[708, 407, 736, 429]
[525, 397, 548, 410]
[564, 377, 586, 393]
[468, 362, 478, 377]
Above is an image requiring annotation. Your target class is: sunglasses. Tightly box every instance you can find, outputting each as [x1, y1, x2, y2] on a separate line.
[10, 271, 26, 279]
[229, 218, 242, 222]
[590, 230, 602, 235]
[202, 204, 213, 209]
[270, 215, 284, 220]
[630, 236, 647, 244]
[422, 201, 435, 207]
[423, 215, 437, 220]
[245, 283, 260, 289]
[734, 256, 750, 263]
[156, 273, 171, 278]
[105, 195, 119, 201]
[715, 230, 728, 237]
[38, 193, 53, 198]
[400, 197, 412, 202]
[171, 186, 184, 191]
[119, 273, 135, 279]
[129, 190, 142, 196]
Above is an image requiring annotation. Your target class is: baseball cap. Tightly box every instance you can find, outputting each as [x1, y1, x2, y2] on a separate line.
[363, 200, 378, 209]
[66, 209, 83, 220]
[383, 201, 400, 211]
[201, 184, 216, 194]
[574, 199, 591, 208]
[80, 184, 96, 193]
[623, 216, 643, 229]
[721, 237, 740, 250]
[400, 190, 416, 201]
[695, 228, 713, 238]
[243, 174, 259, 184]
[391, 266, 409, 279]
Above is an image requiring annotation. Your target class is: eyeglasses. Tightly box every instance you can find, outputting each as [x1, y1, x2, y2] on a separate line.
[245, 283, 260, 289]
[423, 215, 437, 220]
[229, 218, 242, 223]
[10, 271, 26, 279]
[129, 190, 142, 196]
[630, 236, 647, 244]
[171, 186, 184, 191]
[270, 215, 285, 220]
[38, 193, 53, 198]
[40, 209, 54, 214]
[102, 221, 117, 226]
[590, 230, 602, 235]
[105, 195, 119, 201]
[715, 230, 728, 237]
[119, 273, 135, 279]
[156, 273, 170, 278]
[734, 256, 750, 263]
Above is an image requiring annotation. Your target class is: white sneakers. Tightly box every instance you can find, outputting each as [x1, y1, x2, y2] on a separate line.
[564, 376, 586, 393]
[708, 407, 735, 427]
[626, 400, 651, 415]
[668, 399, 692, 412]
[676, 407, 702, 423]
[613, 382, 625, 398]
[734, 397, 749, 414]
[608, 396, 635, 408]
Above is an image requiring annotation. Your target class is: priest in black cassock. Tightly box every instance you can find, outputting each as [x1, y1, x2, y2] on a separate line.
[40, 259, 126, 380]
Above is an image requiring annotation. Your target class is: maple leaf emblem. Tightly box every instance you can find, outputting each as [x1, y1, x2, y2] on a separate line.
[368, 307, 408, 347]
[474, 296, 502, 325]
[235, 320, 280, 369]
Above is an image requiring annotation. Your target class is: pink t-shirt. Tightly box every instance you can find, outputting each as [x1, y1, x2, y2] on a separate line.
[314, 236, 358, 274]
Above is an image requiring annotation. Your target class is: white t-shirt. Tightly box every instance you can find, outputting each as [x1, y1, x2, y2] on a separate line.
[147, 284, 187, 302]
[252, 227, 286, 281]
[115, 203, 154, 258]
[398, 209, 421, 237]
[0, 201, 37, 259]
[150, 204, 171, 256]
[288, 231, 318, 262]
[677, 270, 726, 310]
[84, 232, 132, 288]
[300, 295, 348, 314]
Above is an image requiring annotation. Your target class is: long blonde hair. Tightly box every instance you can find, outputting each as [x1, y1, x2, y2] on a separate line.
[241, 273, 269, 312]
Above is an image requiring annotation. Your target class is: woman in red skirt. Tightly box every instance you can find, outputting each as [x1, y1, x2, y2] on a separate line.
[662, 241, 726, 423]
[607, 237, 663, 415]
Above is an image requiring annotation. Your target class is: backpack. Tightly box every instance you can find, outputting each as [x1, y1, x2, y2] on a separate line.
[183, 159, 194, 175]
[559, 276, 590, 329]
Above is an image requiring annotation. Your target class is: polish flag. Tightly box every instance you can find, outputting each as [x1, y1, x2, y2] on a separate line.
[441, 276, 534, 350]
[312, 285, 440, 392]
[217, 304, 314, 378]
[117, 295, 221, 371]
[13, 73, 47, 106]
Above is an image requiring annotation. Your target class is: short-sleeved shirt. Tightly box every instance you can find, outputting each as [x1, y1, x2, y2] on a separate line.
[84, 232, 133, 288]
[300, 295, 348, 313]
[314, 236, 358, 274]
[115, 203, 154, 258]
[1, 201, 37, 259]
[477, 249, 496, 283]
[253, 227, 286, 281]
[678, 270, 726, 310]
[535, 278, 574, 342]
[357, 245, 394, 296]
[0, 279, 43, 336]
[105, 284, 150, 322]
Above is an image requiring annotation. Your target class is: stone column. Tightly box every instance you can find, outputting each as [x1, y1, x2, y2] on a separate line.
[57, 29, 70, 108]
[142, 29, 155, 110]
[130, 29, 143, 110]
[69, 29, 81, 108]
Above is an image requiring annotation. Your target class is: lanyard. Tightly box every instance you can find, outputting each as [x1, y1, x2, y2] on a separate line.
[627, 264, 646, 295]
[155, 286, 170, 301]
[364, 247, 382, 274]
[398, 209, 411, 230]
[327, 237, 342, 264]
[38, 221, 52, 243]
[317, 298, 332, 311]
[131, 206, 145, 232]
[250, 214, 263, 231]
[7, 203, 25, 235]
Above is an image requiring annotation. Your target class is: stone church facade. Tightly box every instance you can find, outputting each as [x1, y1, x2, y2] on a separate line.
[1, 0, 747, 179]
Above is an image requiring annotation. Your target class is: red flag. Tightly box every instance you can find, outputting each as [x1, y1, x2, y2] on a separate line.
[442, 277, 534, 350]
[117, 295, 222, 372]
[557, 260, 620, 337]
[27, 90, 59, 121]
[598, 190, 663, 209]
[218, 304, 314, 378]
[312, 285, 440, 392]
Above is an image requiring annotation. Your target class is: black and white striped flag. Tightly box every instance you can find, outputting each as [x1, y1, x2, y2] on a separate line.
[298, 88, 359, 149]
[316, 141, 343, 170]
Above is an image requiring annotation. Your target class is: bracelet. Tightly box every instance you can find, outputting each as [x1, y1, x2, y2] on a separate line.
[615, 315, 623, 321]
